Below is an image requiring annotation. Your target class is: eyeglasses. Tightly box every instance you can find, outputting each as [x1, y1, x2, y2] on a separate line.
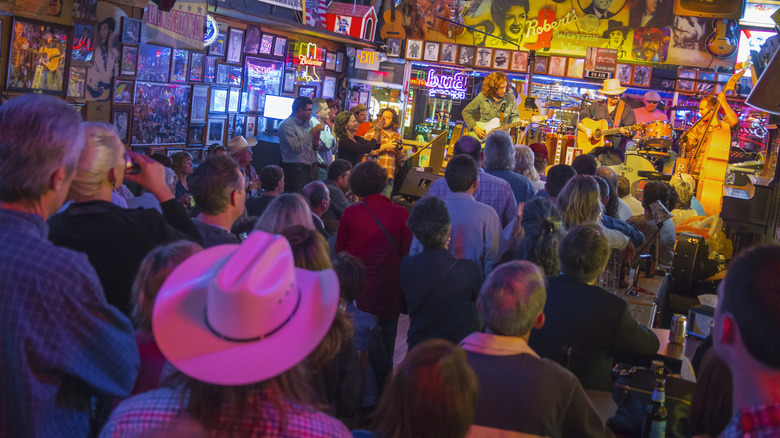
[646, 100, 659, 104]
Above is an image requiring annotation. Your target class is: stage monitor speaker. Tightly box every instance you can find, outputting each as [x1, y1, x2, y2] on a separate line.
[151, 0, 176, 11]
[673, 0, 744, 19]
[398, 169, 443, 199]
[746, 49, 780, 115]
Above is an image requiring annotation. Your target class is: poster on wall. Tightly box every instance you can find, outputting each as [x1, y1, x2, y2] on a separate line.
[131, 81, 191, 145]
[86, 2, 126, 101]
[8, 0, 74, 25]
[243, 57, 283, 113]
[145, 0, 207, 50]
[6, 18, 70, 95]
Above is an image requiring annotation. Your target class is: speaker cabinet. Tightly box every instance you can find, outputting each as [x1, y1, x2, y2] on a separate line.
[747, 49, 780, 115]
[673, 0, 744, 19]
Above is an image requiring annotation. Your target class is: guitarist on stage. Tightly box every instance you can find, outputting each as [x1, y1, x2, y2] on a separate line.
[577, 78, 636, 163]
[462, 72, 520, 140]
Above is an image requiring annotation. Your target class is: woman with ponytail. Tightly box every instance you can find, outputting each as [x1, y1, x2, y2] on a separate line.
[514, 197, 566, 276]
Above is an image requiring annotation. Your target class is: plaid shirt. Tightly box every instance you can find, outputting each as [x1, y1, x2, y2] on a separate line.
[0, 208, 139, 438]
[428, 168, 518, 227]
[364, 129, 399, 178]
[721, 404, 780, 438]
[100, 386, 351, 437]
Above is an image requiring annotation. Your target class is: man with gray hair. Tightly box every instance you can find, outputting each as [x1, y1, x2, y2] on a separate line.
[462, 260, 611, 437]
[0, 95, 139, 436]
[302, 180, 330, 238]
[484, 130, 535, 204]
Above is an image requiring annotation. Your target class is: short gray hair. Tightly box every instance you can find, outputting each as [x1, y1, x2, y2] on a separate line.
[69, 123, 124, 202]
[483, 130, 515, 172]
[514, 145, 539, 182]
[478, 261, 546, 337]
[302, 180, 329, 208]
[0, 95, 85, 202]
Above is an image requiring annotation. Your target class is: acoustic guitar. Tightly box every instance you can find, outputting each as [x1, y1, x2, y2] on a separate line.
[705, 19, 738, 59]
[576, 118, 644, 153]
[380, 0, 406, 40]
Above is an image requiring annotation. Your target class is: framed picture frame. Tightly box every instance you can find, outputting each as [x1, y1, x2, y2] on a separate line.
[298, 85, 316, 99]
[440, 43, 457, 64]
[615, 63, 632, 85]
[7, 18, 71, 95]
[406, 39, 423, 60]
[131, 82, 191, 145]
[566, 58, 585, 79]
[696, 71, 715, 94]
[206, 117, 227, 145]
[113, 79, 134, 104]
[216, 63, 230, 85]
[226, 114, 235, 134]
[534, 57, 549, 75]
[259, 34, 274, 55]
[204, 56, 217, 84]
[210, 32, 227, 57]
[209, 86, 228, 113]
[510, 51, 528, 72]
[325, 51, 337, 70]
[190, 85, 209, 123]
[246, 116, 257, 138]
[283, 70, 296, 92]
[234, 114, 246, 138]
[226, 28, 244, 64]
[243, 57, 283, 113]
[273, 37, 287, 57]
[493, 49, 510, 70]
[121, 17, 141, 44]
[387, 39, 402, 58]
[170, 49, 189, 84]
[244, 26, 261, 55]
[335, 52, 344, 72]
[322, 75, 337, 99]
[715, 73, 731, 94]
[632, 65, 652, 87]
[228, 87, 241, 113]
[548, 56, 567, 77]
[188, 124, 205, 146]
[71, 22, 96, 65]
[676, 69, 696, 92]
[137, 44, 172, 82]
[475, 48, 493, 68]
[229, 66, 242, 87]
[120, 45, 138, 76]
[458, 46, 475, 67]
[189, 52, 204, 82]
[423, 41, 440, 62]
[67, 66, 87, 99]
[112, 107, 132, 143]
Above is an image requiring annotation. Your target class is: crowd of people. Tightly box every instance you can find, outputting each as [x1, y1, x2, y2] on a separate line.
[1, 94, 778, 438]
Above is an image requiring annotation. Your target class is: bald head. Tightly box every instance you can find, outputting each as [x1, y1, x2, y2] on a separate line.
[478, 261, 546, 337]
[454, 136, 482, 165]
[596, 166, 617, 187]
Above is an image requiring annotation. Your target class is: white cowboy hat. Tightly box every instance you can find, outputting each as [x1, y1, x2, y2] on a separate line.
[599, 78, 627, 95]
[152, 231, 339, 386]
[227, 135, 258, 155]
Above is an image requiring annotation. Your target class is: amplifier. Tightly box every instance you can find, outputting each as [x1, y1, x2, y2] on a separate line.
[398, 169, 443, 199]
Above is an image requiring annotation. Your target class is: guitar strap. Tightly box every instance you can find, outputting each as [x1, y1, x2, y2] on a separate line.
[613, 100, 625, 129]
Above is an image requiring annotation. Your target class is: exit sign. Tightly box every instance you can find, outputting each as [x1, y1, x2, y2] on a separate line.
[355, 50, 380, 71]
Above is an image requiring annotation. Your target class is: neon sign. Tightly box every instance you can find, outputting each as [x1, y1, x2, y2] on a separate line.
[296, 42, 321, 82]
[413, 69, 468, 100]
[204, 14, 218, 47]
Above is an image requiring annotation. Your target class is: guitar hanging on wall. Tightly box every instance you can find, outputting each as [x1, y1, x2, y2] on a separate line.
[705, 19, 738, 59]
[517, 50, 541, 120]
[380, 0, 406, 40]
[438, 0, 464, 39]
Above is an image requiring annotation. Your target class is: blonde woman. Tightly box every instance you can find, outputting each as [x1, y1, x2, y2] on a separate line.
[252, 192, 315, 234]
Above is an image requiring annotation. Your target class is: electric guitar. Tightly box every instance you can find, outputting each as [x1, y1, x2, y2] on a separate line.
[577, 118, 645, 153]
[705, 19, 738, 59]
[553, 123, 565, 165]
[380, 0, 406, 40]
[471, 115, 547, 141]
[517, 50, 541, 120]
[438, 0, 464, 38]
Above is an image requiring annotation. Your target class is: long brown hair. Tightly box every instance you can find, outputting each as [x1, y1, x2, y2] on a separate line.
[372, 339, 478, 438]
[482, 71, 508, 99]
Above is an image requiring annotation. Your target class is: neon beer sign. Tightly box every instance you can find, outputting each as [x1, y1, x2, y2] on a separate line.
[414, 69, 468, 100]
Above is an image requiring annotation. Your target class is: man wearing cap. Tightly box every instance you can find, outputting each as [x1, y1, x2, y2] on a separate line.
[352, 104, 372, 138]
[189, 155, 245, 247]
[0, 95, 139, 437]
[228, 135, 259, 195]
[529, 142, 549, 184]
[633, 91, 668, 124]
[279, 96, 325, 194]
[577, 78, 637, 160]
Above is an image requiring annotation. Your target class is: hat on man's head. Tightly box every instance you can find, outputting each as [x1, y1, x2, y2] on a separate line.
[599, 78, 627, 95]
[227, 135, 258, 156]
[602, 20, 629, 39]
[152, 231, 340, 386]
[326, 98, 339, 109]
[350, 104, 368, 114]
[529, 143, 548, 160]
[644, 91, 661, 102]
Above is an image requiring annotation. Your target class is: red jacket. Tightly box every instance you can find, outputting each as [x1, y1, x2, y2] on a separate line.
[335, 194, 412, 320]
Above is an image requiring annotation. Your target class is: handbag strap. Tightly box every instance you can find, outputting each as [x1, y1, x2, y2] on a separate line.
[409, 257, 458, 318]
[361, 201, 400, 255]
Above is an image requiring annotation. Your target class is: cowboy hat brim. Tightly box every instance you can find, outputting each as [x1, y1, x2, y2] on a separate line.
[599, 86, 627, 95]
[153, 244, 340, 386]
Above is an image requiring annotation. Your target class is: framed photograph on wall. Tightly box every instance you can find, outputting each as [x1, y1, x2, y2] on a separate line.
[676, 69, 696, 92]
[548, 56, 566, 77]
[71, 22, 95, 65]
[273, 37, 287, 57]
[335, 52, 344, 72]
[121, 17, 141, 44]
[190, 85, 208, 123]
[226, 28, 244, 64]
[243, 57, 283, 113]
[259, 34, 274, 55]
[244, 26, 260, 55]
[209, 87, 228, 113]
[440, 43, 457, 64]
[206, 117, 226, 145]
[121, 45, 138, 76]
[137, 44, 172, 82]
[189, 52, 204, 82]
[204, 56, 217, 84]
[188, 124, 205, 146]
[112, 107, 131, 143]
[298, 85, 316, 99]
[246, 116, 257, 138]
[510, 51, 528, 72]
[423, 41, 440, 62]
[170, 49, 189, 83]
[234, 114, 246, 137]
[228, 87, 241, 113]
[566, 58, 585, 79]
[616, 63, 632, 85]
[458, 46, 475, 67]
[715, 73, 731, 94]
[229, 66, 242, 87]
[7, 18, 70, 95]
[113, 79, 134, 104]
[210, 32, 227, 57]
[387, 39, 402, 58]
[406, 39, 423, 60]
[131, 82, 190, 145]
[534, 57, 549, 75]
[632, 65, 652, 87]
[325, 51, 337, 70]
[493, 49, 510, 70]
[283, 70, 296, 92]
[322, 76, 336, 99]
[67, 66, 87, 99]
[696, 71, 715, 94]
[475, 48, 493, 68]
[216, 63, 230, 85]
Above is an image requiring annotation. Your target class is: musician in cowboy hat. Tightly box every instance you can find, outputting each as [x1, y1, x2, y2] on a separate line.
[228, 135, 260, 194]
[577, 78, 637, 164]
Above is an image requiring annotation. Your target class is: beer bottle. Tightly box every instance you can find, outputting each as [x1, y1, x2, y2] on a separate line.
[642, 376, 668, 438]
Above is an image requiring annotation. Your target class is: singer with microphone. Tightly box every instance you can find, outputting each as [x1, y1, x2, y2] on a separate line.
[463, 72, 520, 140]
